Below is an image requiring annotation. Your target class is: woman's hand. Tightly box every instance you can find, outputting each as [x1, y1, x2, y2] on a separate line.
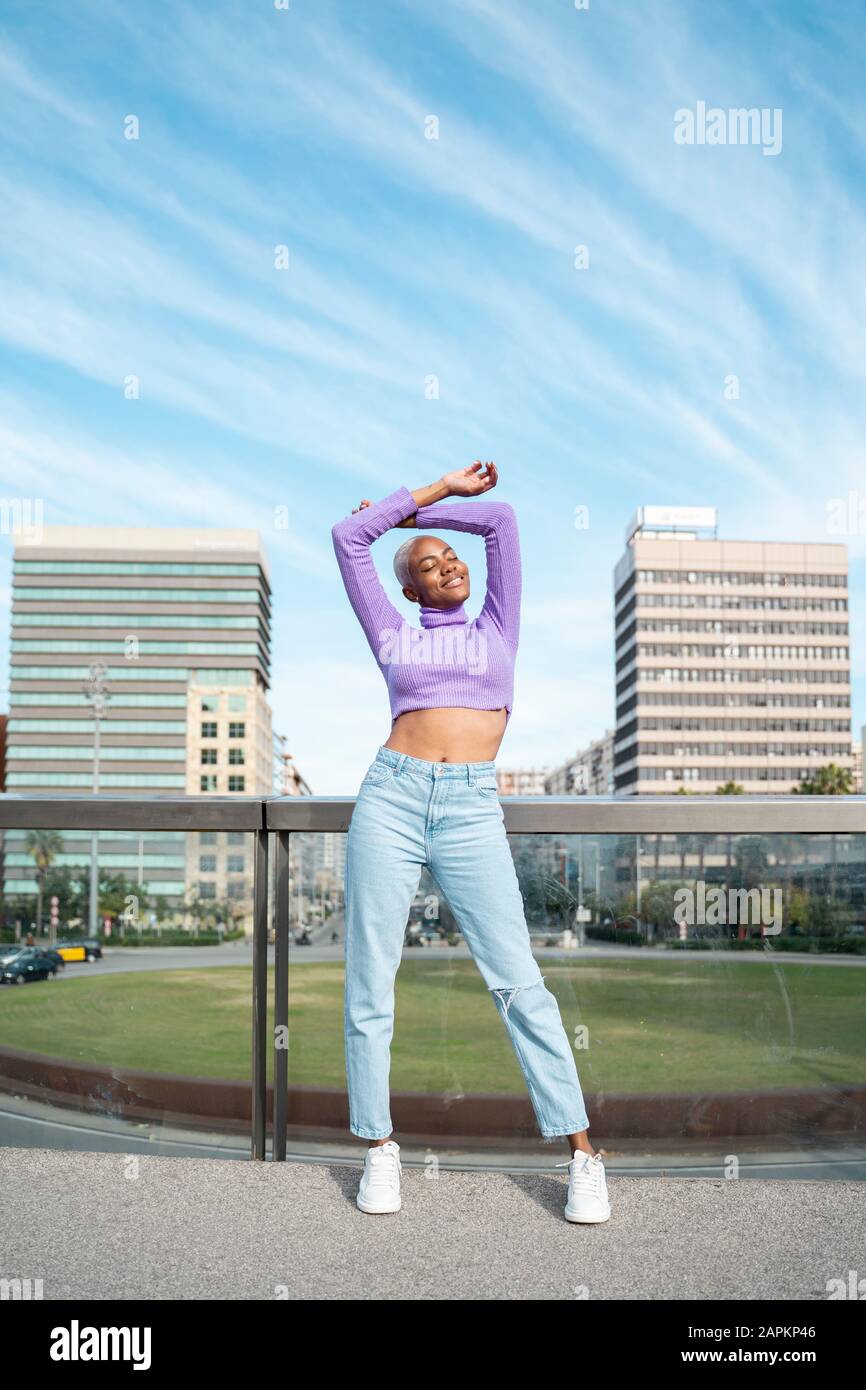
[441, 460, 498, 497]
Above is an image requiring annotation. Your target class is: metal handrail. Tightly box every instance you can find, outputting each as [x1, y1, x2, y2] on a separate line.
[265, 793, 866, 834]
[4, 791, 863, 834]
[2, 791, 864, 1164]
[0, 793, 264, 830]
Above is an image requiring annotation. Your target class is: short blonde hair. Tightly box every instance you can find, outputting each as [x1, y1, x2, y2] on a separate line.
[393, 536, 417, 590]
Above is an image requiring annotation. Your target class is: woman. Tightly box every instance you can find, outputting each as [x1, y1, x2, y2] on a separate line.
[331, 461, 610, 1224]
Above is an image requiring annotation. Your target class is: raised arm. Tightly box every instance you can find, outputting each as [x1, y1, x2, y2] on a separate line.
[412, 494, 521, 648]
[331, 486, 420, 662]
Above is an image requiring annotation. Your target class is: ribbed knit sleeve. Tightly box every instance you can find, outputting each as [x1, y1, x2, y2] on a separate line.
[331, 486, 418, 663]
[413, 497, 521, 649]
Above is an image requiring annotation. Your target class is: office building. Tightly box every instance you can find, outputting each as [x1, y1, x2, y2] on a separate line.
[545, 730, 615, 796]
[273, 732, 313, 796]
[6, 526, 272, 929]
[614, 507, 852, 795]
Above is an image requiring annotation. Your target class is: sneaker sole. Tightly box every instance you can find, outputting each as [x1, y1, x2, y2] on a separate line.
[565, 1207, 611, 1224]
[357, 1196, 402, 1214]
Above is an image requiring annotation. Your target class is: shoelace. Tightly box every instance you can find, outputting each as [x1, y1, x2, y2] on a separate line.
[365, 1148, 401, 1191]
[555, 1153, 605, 1193]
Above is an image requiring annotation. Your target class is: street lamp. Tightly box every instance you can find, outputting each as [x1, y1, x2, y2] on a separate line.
[82, 661, 111, 938]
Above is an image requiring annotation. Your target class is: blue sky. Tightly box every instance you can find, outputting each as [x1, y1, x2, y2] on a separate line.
[1, 0, 865, 792]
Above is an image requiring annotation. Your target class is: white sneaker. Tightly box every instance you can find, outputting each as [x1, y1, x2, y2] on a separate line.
[357, 1140, 402, 1214]
[556, 1151, 611, 1223]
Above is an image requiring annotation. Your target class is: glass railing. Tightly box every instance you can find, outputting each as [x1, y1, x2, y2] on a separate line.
[269, 795, 866, 1178]
[0, 794, 268, 1161]
[2, 794, 864, 1177]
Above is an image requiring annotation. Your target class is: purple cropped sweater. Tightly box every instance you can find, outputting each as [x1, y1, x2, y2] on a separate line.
[331, 485, 521, 726]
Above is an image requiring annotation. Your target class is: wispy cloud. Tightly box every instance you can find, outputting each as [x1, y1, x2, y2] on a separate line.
[0, 0, 863, 786]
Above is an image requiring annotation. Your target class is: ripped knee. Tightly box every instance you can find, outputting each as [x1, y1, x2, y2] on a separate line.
[490, 976, 546, 1019]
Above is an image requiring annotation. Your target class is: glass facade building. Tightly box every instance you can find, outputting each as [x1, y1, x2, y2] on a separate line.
[6, 526, 273, 927]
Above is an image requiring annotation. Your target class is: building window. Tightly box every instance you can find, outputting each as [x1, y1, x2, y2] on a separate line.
[228, 775, 245, 792]
[201, 721, 218, 738]
[201, 749, 218, 765]
[200, 775, 218, 791]
[227, 832, 244, 846]
[228, 696, 246, 713]
[199, 831, 216, 845]
[199, 881, 217, 900]
[227, 881, 245, 899]
[228, 748, 245, 765]
[199, 855, 217, 873]
[201, 696, 218, 712]
[227, 854, 245, 874]
[229, 722, 246, 738]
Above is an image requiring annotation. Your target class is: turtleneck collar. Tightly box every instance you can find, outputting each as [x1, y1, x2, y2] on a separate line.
[419, 602, 469, 630]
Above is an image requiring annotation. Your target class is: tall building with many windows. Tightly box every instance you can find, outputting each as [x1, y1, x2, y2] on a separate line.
[614, 508, 852, 795]
[5, 527, 272, 925]
[545, 731, 615, 796]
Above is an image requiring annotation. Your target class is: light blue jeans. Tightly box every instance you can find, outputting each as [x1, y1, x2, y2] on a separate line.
[343, 745, 591, 1141]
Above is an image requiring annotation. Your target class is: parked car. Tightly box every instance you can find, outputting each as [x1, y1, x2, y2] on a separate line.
[56, 938, 103, 963]
[34, 947, 66, 972]
[0, 948, 59, 984]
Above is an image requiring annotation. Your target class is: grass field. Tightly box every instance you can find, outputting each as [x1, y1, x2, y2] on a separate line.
[0, 956, 864, 1093]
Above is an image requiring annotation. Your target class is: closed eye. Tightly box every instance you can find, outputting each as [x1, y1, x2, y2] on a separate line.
[420, 547, 459, 573]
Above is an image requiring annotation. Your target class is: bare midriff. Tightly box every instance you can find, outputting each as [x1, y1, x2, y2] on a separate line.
[384, 707, 508, 763]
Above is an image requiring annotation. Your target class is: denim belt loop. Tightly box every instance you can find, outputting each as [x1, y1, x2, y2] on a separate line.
[396, 752, 408, 776]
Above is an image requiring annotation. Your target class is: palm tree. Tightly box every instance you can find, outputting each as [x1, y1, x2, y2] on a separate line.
[792, 762, 853, 796]
[715, 781, 744, 884]
[673, 788, 709, 879]
[793, 762, 854, 902]
[24, 830, 64, 944]
[773, 832, 804, 912]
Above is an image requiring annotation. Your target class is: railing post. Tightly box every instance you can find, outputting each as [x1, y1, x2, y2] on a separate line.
[272, 830, 290, 1161]
[251, 825, 269, 1161]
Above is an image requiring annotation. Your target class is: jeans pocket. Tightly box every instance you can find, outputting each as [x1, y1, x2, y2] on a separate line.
[474, 776, 499, 797]
[362, 761, 395, 788]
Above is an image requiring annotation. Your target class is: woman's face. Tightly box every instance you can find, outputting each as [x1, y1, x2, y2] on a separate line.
[404, 534, 470, 607]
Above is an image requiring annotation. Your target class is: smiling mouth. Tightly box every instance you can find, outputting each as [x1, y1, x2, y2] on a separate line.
[442, 576, 465, 589]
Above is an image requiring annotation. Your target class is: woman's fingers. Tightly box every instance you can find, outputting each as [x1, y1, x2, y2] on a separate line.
[455, 460, 497, 494]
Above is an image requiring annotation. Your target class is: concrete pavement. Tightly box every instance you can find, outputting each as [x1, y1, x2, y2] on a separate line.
[1, 1144, 862, 1300]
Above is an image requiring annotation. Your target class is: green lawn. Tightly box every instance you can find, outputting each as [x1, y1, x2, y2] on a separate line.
[0, 956, 864, 1093]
